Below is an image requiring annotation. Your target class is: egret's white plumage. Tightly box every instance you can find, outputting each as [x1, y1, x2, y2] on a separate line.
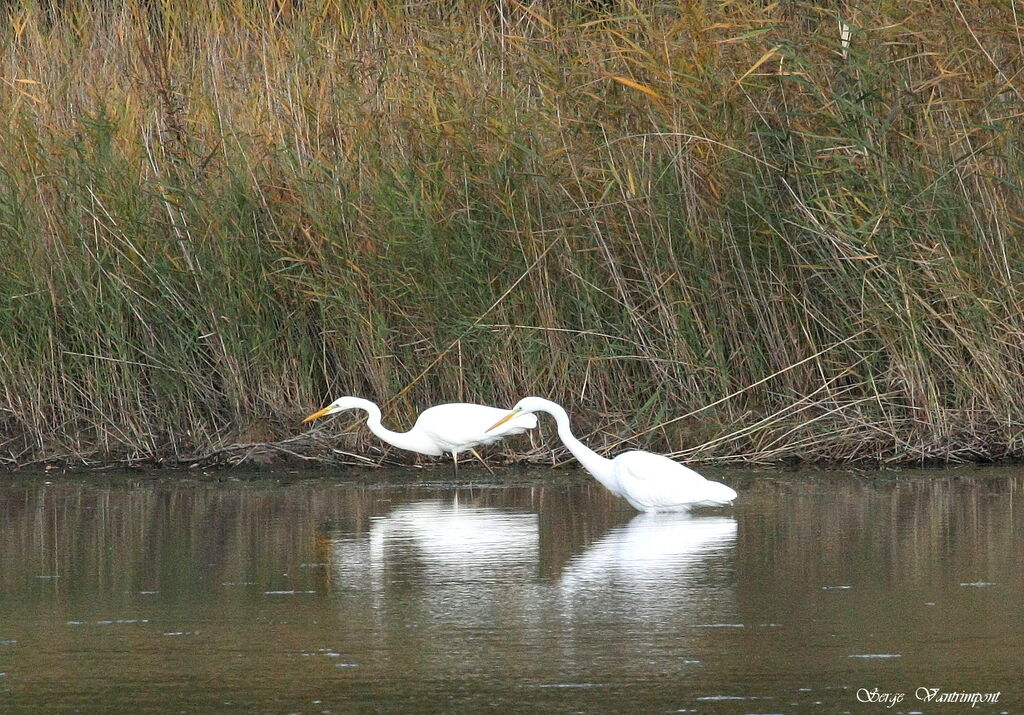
[487, 397, 737, 512]
[303, 396, 537, 463]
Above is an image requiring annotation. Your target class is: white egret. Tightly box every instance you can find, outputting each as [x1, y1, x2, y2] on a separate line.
[303, 396, 537, 470]
[487, 397, 737, 512]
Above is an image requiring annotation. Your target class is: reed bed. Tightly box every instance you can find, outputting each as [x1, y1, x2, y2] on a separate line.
[2, 0, 1024, 467]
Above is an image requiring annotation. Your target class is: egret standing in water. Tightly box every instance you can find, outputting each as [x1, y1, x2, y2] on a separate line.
[487, 397, 736, 512]
[303, 397, 537, 471]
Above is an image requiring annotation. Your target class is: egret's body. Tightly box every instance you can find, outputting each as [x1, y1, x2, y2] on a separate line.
[303, 397, 537, 467]
[488, 397, 736, 512]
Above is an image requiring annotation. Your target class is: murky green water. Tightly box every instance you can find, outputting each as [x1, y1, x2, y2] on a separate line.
[1, 467, 1020, 713]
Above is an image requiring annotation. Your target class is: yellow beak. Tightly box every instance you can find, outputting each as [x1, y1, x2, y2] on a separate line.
[302, 406, 334, 424]
[486, 407, 522, 433]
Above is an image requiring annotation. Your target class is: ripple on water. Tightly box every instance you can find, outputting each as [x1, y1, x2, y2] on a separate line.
[296, 649, 344, 659]
[263, 590, 316, 595]
[847, 654, 902, 659]
[695, 695, 774, 701]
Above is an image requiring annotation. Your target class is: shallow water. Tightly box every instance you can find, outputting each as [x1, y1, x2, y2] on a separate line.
[0, 466, 1020, 712]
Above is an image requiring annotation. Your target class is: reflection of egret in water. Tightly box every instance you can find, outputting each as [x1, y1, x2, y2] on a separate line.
[330, 499, 540, 627]
[327, 498, 549, 676]
[326, 499, 738, 679]
[559, 514, 738, 625]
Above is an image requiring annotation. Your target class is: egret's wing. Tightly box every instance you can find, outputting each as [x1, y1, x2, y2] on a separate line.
[415, 403, 536, 452]
[618, 450, 707, 484]
[616, 451, 730, 509]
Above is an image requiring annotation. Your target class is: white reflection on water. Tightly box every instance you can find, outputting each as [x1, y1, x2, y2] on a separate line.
[327, 499, 738, 675]
[331, 503, 736, 593]
[561, 514, 737, 589]
[331, 499, 539, 591]
[329, 499, 543, 642]
[558, 514, 737, 624]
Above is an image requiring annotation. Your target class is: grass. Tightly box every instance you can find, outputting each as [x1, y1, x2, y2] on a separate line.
[2, 0, 1024, 467]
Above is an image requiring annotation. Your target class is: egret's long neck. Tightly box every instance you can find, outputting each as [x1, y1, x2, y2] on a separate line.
[351, 399, 437, 455]
[543, 402, 617, 491]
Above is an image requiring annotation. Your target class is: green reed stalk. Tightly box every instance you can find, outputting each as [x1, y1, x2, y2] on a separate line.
[2, 1, 1023, 466]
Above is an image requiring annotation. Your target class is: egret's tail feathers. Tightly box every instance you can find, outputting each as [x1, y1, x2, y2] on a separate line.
[703, 481, 738, 505]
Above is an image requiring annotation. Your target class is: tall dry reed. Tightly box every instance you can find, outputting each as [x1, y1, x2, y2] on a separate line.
[2, 1, 1023, 466]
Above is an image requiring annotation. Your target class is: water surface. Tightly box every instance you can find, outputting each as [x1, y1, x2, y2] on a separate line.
[1, 467, 1020, 712]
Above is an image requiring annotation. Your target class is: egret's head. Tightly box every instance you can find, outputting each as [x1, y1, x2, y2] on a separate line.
[485, 397, 548, 433]
[302, 396, 361, 423]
